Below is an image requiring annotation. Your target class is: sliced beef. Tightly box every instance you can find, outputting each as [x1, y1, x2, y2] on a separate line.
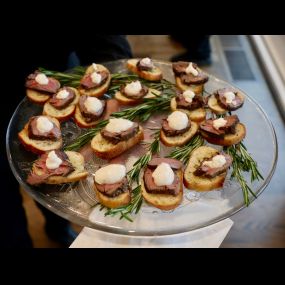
[199, 115, 239, 137]
[194, 153, 232, 178]
[78, 95, 105, 123]
[147, 157, 183, 170]
[28, 116, 61, 141]
[136, 58, 154, 71]
[94, 177, 130, 198]
[120, 84, 149, 100]
[162, 118, 191, 137]
[180, 72, 209, 85]
[101, 122, 139, 144]
[49, 87, 75, 110]
[172, 61, 189, 76]
[80, 70, 109, 90]
[25, 72, 60, 94]
[143, 167, 180, 196]
[216, 88, 244, 111]
[176, 92, 204, 110]
[27, 151, 74, 185]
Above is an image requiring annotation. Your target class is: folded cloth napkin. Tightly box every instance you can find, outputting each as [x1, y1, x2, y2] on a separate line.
[70, 218, 233, 248]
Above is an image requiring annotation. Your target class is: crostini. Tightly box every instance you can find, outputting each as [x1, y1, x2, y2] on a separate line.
[172, 61, 209, 94]
[25, 71, 61, 105]
[170, 89, 206, 122]
[127, 58, 163, 81]
[26, 150, 88, 185]
[93, 164, 131, 208]
[141, 158, 183, 210]
[208, 88, 245, 115]
[160, 111, 199, 147]
[199, 115, 246, 146]
[18, 115, 62, 154]
[114, 80, 161, 105]
[43, 87, 80, 122]
[91, 118, 144, 160]
[184, 146, 232, 191]
[78, 63, 111, 97]
[74, 95, 106, 128]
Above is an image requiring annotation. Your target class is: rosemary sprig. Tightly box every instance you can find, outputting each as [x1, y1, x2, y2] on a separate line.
[39, 66, 86, 87]
[64, 120, 108, 151]
[103, 128, 161, 221]
[226, 142, 263, 206]
[167, 135, 204, 164]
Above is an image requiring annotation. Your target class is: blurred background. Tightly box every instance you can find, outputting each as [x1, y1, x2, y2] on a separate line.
[20, 35, 285, 247]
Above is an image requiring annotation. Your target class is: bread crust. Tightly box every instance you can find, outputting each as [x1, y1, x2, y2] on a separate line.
[127, 59, 163, 81]
[26, 89, 51, 105]
[91, 126, 144, 160]
[183, 146, 227, 191]
[94, 188, 131, 208]
[141, 169, 183, 210]
[175, 77, 204, 94]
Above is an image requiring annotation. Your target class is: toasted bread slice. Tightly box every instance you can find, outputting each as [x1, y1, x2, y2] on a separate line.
[91, 126, 144, 160]
[141, 169, 183, 210]
[175, 77, 204, 94]
[74, 105, 103, 129]
[32, 151, 88, 184]
[115, 88, 161, 106]
[94, 188, 131, 208]
[183, 146, 226, 191]
[160, 121, 199, 147]
[127, 59, 163, 81]
[207, 95, 227, 114]
[18, 117, 62, 154]
[43, 88, 80, 122]
[78, 64, 111, 97]
[170, 97, 206, 123]
[200, 123, 246, 146]
[26, 89, 51, 105]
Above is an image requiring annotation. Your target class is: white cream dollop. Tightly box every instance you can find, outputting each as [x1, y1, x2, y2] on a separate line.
[91, 72, 102, 84]
[35, 73, 49, 85]
[92, 63, 98, 71]
[56, 89, 69, 99]
[152, 163, 175, 186]
[36, 116, 54, 133]
[202, 155, 226, 168]
[84, 97, 103, 114]
[223, 91, 236, 104]
[94, 164, 126, 184]
[105, 118, 134, 133]
[183, 90, 195, 103]
[213, 118, 227, 130]
[46, 151, 63, 170]
[167, 111, 189, 130]
[124, 81, 142, 96]
[140, 57, 154, 68]
[185, 62, 199, 76]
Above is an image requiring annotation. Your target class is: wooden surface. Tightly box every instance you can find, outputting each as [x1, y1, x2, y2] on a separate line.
[21, 35, 285, 248]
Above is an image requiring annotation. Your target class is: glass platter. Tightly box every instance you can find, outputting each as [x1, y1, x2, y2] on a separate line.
[6, 59, 278, 236]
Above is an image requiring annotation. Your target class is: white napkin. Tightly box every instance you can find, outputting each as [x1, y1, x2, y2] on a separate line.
[70, 218, 233, 248]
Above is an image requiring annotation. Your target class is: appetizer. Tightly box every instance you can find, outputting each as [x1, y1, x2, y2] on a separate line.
[172, 61, 209, 94]
[160, 111, 198, 147]
[208, 88, 245, 114]
[115, 80, 161, 105]
[91, 118, 144, 160]
[141, 158, 183, 210]
[74, 95, 106, 128]
[199, 115, 246, 146]
[18, 115, 62, 154]
[25, 71, 60, 104]
[43, 87, 80, 122]
[170, 89, 206, 122]
[184, 146, 232, 191]
[78, 63, 111, 97]
[127, 57, 163, 81]
[93, 164, 131, 208]
[27, 150, 88, 185]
